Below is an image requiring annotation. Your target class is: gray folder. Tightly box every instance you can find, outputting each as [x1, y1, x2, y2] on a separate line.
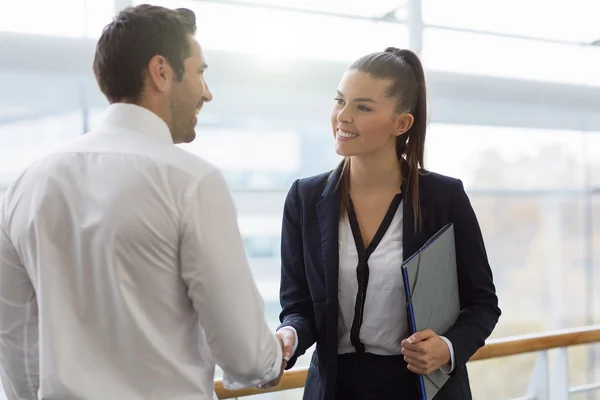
[402, 223, 460, 400]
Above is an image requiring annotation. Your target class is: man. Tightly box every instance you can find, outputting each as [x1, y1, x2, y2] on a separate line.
[0, 5, 284, 399]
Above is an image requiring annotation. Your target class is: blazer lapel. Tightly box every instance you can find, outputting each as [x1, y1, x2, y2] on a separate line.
[316, 164, 342, 306]
[316, 163, 343, 356]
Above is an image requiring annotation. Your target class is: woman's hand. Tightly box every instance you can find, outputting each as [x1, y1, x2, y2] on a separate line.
[401, 329, 450, 375]
[257, 328, 296, 389]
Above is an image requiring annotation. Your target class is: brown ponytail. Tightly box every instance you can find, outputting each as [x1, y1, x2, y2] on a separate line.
[336, 47, 427, 231]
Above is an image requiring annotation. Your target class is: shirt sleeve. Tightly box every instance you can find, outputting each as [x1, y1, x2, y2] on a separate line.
[439, 336, 455, 374]
[179, 169, 282, 388]
[0, 201, 39, 400]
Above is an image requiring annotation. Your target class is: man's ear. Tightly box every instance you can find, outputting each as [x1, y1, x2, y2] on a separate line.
[146, 55, 173, 94]
[394, 113, 415, 136]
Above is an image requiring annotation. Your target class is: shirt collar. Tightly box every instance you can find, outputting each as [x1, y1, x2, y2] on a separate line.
[97, 103, 174, 145]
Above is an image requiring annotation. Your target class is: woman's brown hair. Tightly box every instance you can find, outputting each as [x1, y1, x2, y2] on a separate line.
[336, 47, 427, 231]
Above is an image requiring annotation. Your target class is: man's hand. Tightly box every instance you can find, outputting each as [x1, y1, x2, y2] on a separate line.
[401, 329, 450, 375]
[258, 328, 296, 389]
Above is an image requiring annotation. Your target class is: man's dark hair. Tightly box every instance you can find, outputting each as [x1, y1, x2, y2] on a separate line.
[93, 4, 197, 103]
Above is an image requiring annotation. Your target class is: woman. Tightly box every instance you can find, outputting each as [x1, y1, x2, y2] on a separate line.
[275, 47, 501, 400]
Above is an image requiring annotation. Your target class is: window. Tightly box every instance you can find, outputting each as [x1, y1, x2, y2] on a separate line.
[426, 124, 594, 337]
[179, 128, 301, 190]
[587, 131, 600, 188]
[134, 0, 409, 61]
[195, 129, 300, 173]
[426, 124, 587, 190]
[422, 0, 600, 43]
[422, 28, 600, 85]
[593, 195, 600, 318]
[0, 0, 114, 38]
[0, 112, 83, 188]
[219, 0, 404, 18]
[0, 72, 91, 189]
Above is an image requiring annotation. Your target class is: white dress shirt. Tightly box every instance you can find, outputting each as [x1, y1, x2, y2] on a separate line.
[337, 203, 456, 372]
[0, 103, 281, 400]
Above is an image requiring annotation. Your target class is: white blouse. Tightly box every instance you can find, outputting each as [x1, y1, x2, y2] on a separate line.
[337, 203, 408, 355]
[336, 200, 455, 373]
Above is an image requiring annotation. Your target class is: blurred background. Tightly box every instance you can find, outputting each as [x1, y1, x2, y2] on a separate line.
[1, 0, 599, 399]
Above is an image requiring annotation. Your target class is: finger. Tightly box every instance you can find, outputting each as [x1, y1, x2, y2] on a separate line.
[407, 329, 436, 344]
[259, 382, 274, 389]
[276, 338, 290, 362]
[401, 340, 427, 354]
[408, 361, 435, 375]
[282, 345, 293, 361]
[404, 355, 427, 369]
[282, 338, 294, 360]
[259, 374, 283, 389]
[407, 363, 426, 375]
[401, 347, 422, 359]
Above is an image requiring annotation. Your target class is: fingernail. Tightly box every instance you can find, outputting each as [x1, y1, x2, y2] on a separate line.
[407, 336, 415, 344]
[284, 353, 291, 361]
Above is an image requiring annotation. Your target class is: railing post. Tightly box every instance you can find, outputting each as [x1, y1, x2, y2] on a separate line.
[525, 351, 549, 400]
[549, 348, 569, 400]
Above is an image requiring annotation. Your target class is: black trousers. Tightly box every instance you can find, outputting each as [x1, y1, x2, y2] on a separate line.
[335, 353, 420, 400]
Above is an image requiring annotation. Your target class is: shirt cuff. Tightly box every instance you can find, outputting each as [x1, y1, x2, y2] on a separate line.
[222, 333, 283, 390]
[277, 326, 298, 358]
[439, 336, 455, 374]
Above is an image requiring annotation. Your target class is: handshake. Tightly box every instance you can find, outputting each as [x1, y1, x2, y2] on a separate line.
[257, 328, 296, 390]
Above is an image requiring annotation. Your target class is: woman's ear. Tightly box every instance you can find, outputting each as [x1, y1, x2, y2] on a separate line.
[394, 113, 415, 136]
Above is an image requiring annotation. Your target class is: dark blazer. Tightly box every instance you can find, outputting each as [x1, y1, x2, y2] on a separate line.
[278, 161, 501, 400]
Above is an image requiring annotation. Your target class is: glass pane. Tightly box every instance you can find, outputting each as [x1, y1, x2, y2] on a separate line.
[422, 0, 600, 43]
[135, 0, 409, 61]
[593, 195, 600, 323]
[422, 28, 600, 85]
[178, 128, 301, 191]
[0, 71, 89, 189]
[180, 129, 300, 172]
[425, 124, 586, 190]
[470, 195, 586, 336]
[223, 0, 404, 18]
[85, 0, 117, 38]
[588, 132, 600, 188]
[587, 194, 600, 399]
[0, 0, 114, 38]
[469, 354, 537, 399]
[569, 344, 600, 400]
[0, 112, 83, 188]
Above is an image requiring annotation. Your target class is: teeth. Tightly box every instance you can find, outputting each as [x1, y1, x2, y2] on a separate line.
[194, 108, 200, 116]
[337, 129, 359, 138]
